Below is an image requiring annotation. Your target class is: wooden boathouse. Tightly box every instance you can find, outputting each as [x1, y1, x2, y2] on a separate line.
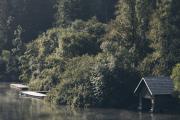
[134, 77, 174, 112]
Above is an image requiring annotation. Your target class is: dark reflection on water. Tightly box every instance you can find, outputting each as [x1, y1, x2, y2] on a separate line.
[0, 83, 180, 120]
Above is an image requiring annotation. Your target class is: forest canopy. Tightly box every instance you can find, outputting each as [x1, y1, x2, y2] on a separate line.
[0, 0, 180, 107]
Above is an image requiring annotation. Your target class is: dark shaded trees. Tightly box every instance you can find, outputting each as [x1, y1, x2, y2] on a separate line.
[0, 0, 8, 80]
[104, 0, 149, 70]
[0, 0, 56, 81]
[140, 0, 180, 76]
[55, 0, 117, 26]
[172, 63, 180, 95]
[0, 0, 180, 107]
[7, 0, 55, 43]
[0, 0, 8, 52]
[19, 19, 106, 90]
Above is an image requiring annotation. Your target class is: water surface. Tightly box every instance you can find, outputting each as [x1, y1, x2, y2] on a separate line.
[0, 83, 180, 120]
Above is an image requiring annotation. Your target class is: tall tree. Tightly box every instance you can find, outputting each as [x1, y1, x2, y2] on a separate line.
[169, 0, 180, 65]
[0, 0, 8, 52]
[136, 0, 155, 57]
[145, 0, 180, 75]
[90, 0, 117, 22]
[7, 0, 55, 43]
[114, 0, 140, 68]
[55, 0, 117, 26]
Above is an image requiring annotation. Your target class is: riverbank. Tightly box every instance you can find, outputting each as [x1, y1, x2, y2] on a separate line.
[0, 83, 180, 120]
[6, 82, 180, 114]
[1, 83, 180, 120]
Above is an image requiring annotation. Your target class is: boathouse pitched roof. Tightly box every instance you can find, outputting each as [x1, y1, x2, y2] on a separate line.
[134, 77, 174, 96]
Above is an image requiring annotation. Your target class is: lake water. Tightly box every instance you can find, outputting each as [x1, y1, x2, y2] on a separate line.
[0, 83, 180, 120]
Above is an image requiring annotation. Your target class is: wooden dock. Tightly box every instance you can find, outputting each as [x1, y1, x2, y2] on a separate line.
[10, 84, 29, 91]
[10, 84, 48, 99]
[20, 91, 47, 99]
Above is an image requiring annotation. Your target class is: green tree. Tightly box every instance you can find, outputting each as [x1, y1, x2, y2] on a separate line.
[101, 0, 140, 69]
[140, 0, 180, 76]
[19, 19, 105, 85]
[136, 0, 155, 57]
[0, 0, 8, 52]
[169, 0, 180, 65]
[6, 25, 24, 81]
[19, 28, 60, 84]
[47, 55, 96, 107]
[7, 0, 55, 42]
[56, 19, 106, 57]
[0, 0, 8, 80]
[0, 50, 10, 80]
[55, 0, 117, 26]
[171, 64, 180, 96]
[47, 53, 139, 107]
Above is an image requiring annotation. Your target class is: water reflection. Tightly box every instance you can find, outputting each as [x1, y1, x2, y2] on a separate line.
[137, 112, 180, 120]
[0, 83, 180, 120]
[138, 112, 156, 120]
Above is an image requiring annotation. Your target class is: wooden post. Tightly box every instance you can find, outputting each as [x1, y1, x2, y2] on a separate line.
[138, 95, 142, 111]
[138, 112, 142, 120]
[150, 97, 155, 112]
[150, 113, 155, 120]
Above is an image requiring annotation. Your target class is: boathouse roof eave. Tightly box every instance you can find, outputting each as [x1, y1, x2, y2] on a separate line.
[134, 78, 153, 96]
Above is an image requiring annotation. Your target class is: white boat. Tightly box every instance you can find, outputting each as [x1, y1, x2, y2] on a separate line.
[10, 84, 29, 91]
[20, 91, 47, 99]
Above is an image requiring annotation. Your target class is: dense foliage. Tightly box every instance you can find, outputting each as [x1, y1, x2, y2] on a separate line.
[55, 0, 117, 26]
[0, 0, 179, 107]
[172, 64, 180, 97]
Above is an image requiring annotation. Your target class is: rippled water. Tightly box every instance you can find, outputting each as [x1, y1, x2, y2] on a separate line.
[0, 83, 180, 120]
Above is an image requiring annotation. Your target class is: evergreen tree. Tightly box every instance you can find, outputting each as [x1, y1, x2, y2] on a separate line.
[148, 0, 171, 69]
[169, 0, 180, 65]
[0, 0, 8, 52]
[172, 63, 180, 95]
[7, 0, 55, 42]
[6, 25, 24, 81]
[142, 0, 180, 75]
[136, 0, 155, 57]
[90, 0, 117, 22]
[55, 0, 117, 26]
[111, 0, 140, 68]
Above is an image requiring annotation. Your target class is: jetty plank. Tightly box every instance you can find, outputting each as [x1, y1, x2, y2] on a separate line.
[20, 91, 47, 99]
[10, 84, 29, 91]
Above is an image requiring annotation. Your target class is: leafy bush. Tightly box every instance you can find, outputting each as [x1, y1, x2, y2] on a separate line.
[47, 55, 96, 107]
[139, 52, 167, 76]
[47, 53, 140, 107]
[1, 50, 11, 62]
[19, 19, 140, 108]
[56, 19, 106, 57]
[172, 64, 180, 96]
[0, 57, 6, 80]
[19, 19, 106, 89]
[19, 28, 61, 84]
[57, 30, 100, 57]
